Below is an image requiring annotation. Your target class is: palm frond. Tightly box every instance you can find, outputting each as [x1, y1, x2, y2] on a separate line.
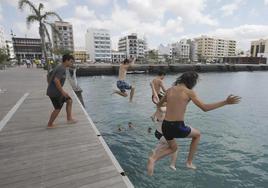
[44, 21, 62, 41]
[43, 12, 62, 21]
[38, 3, 44, 13]
[26, 14, 39, 29]
[18, 0, 39, 16]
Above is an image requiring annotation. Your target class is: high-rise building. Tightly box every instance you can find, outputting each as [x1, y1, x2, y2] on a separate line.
[194, 35, 236, 61]
[12, 37, 42, 59]
[118, 33, 147, 59]
[52, 21, 74, 52]
[5, 40, 15, 59]
[251, 39, 268, 64]
[171, 39, 190, 62]
[85, 28, 111, 63]
[187, 39, 198, 62]
[111, 50, 126, 64]
[250, 39, 268, 57]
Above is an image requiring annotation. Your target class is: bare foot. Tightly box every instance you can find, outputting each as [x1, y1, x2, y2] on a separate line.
[47, 124, 57, 129]
[169, 165, 176, 171]
[186, 162, 196, 170]
[67, 119, 78, 124]
[147, 150, 155, 176]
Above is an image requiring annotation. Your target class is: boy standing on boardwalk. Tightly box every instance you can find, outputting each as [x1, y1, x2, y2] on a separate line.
[147, 71, 241, 176]
[113, 57, 136, 102]
[46, 54, 77, 129]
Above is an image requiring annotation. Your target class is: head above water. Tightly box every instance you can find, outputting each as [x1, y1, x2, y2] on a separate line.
[62, 54, 74, 67]
[158, 71, 166, 79]
[174, 71, 199, 89]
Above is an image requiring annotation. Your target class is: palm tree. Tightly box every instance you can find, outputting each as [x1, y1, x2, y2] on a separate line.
[18, 0, 62, 71]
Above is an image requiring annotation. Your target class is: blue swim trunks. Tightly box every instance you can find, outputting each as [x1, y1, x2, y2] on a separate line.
[117, 80, 132, 93]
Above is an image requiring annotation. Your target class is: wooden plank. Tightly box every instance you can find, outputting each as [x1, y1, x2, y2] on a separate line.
[0, 67, 132, 188]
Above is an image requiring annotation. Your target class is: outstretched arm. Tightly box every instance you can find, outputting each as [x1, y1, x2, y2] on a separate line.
[189, 91, 241, 112]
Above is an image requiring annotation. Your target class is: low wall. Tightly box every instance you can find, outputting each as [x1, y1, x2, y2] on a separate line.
[76, 64, 268, 76]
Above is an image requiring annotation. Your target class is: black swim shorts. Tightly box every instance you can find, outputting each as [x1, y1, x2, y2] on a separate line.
[49, 95, 72, 110]
[162, 120, 191, 140]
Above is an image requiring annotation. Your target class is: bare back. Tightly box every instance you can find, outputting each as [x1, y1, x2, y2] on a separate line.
[152, 78, 164, 94]
[118, 64, 128, 80]
[165, 85, 191, 121]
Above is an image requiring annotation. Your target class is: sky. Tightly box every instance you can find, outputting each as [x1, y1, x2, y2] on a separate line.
[0, 0, 268, 51]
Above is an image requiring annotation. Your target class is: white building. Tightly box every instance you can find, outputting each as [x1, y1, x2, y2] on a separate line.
[85, 28, 111, 63]
[250, 39, 268, 64]
[111, 50, 126, 64]
[187, 39, 198, 62]
[0, 26, 5, 48]
[52, 21, 74, 51]
[158, 44, 172, 57]
[118, 33, 147, 59]
[171, 39, 190, 62]
[5, 40, 15, 59]
[194, 35, 236, 62]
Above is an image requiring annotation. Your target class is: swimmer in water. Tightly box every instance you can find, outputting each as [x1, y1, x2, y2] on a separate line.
[147, 71, 241, 176]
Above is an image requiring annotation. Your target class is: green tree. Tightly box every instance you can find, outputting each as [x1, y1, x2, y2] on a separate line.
[18, 0, 62, 71]
[0, 48, 8, 65]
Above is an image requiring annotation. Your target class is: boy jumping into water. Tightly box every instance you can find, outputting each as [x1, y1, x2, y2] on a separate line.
[113, 58, 136, 102]
[147, 71, 241, 176]
[150, 71, 166, 104]
[153, 101, 178, 171]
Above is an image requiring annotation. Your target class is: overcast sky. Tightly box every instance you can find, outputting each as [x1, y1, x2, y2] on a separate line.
[1, 0, 268, 51]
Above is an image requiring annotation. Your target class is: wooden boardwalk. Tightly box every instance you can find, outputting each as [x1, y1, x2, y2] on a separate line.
[0, 67, 133, 188]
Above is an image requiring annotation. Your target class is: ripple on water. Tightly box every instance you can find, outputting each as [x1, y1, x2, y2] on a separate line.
[78, 73, 268, 188]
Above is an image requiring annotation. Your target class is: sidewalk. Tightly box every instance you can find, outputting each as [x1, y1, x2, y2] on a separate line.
[0, 67, 133, 188]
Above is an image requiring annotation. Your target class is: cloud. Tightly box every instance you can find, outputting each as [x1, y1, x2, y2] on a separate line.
[4, 0, 68, 10]
[74, 5, 96, 19]
[88, 0, 111, 6]
[14, 21, 39, 38]
[0, 4, 3, 21]
[67, 3, 185, 50]
[265, 0, 268, 5]
[127, 0, 218, 26]
[220, 0, 243, 16]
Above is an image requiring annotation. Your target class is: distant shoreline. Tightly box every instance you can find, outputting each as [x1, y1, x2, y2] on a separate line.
[75, 64, 268, 76]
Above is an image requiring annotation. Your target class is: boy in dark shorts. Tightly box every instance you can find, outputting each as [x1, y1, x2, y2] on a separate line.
[113, 58, 136, 102]
[46, 54, 77, 128]
[147, 71, 241, 176]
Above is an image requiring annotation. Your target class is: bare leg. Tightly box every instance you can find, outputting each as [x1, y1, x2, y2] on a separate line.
[186, 127, 201, 169]
[170, 151, 178, 171]
[147, 139, 177, 176]
[66, 99, 77, 123]
[129, 87, 135, 102]
[112, 90, 128, 97]
[47, 109, 61, 128]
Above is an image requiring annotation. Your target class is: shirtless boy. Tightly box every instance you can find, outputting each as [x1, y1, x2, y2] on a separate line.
[147, 71, 241, 176]
[113, 58, 136, 102]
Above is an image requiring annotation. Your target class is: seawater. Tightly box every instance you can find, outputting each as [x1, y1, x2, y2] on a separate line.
[78, 72, 268, 188]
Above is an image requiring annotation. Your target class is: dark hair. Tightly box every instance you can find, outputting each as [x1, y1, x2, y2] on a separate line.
[62, 54, 74, 62]
[123, 58, 130, 64]
[158, 71, 166, 76]
[173, 71, 199, 89]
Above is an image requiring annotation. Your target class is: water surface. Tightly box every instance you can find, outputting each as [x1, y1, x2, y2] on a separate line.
[78, 72, 268, 188]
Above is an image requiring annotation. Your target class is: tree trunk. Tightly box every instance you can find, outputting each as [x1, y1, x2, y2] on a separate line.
[39, 23, 49, 72]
